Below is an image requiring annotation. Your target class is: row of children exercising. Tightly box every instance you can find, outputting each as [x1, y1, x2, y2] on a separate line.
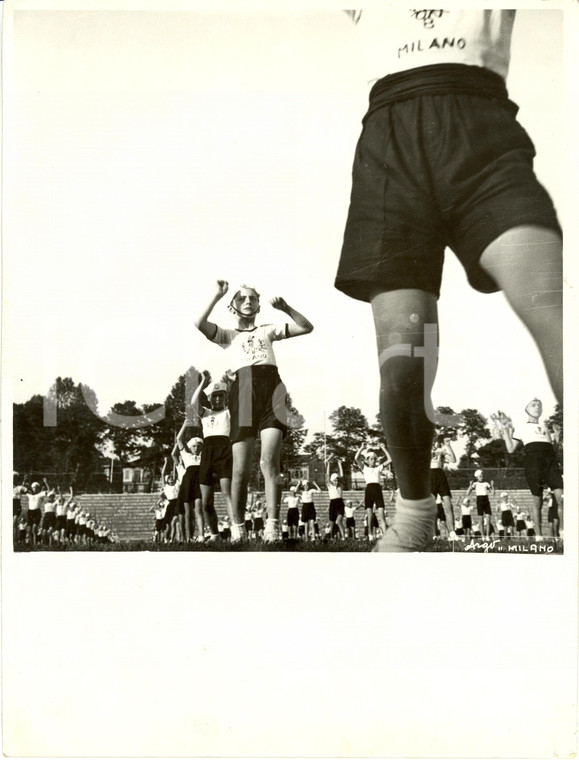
[156, 420, 396, 545]
[12, 475, 115, 547]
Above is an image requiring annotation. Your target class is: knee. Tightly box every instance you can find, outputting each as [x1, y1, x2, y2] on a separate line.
[260, 451, 278, 475]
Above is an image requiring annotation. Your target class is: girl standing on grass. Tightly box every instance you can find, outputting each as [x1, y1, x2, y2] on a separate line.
[492, 401, 563, 539]
[325, 457, 346, 540]
[175, 420, 204, 542]
[466, 470, 494, 540]
[354, 444, 391, 540]
[195, 280, 313, 542]
[190, 376, 234, 542]
[299, 480, 321, 541]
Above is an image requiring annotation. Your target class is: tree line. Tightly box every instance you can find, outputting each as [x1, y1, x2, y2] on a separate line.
[13, 373, 562, 492]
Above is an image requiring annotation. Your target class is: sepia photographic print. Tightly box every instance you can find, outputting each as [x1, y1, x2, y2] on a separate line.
[2, 1, 578, 757]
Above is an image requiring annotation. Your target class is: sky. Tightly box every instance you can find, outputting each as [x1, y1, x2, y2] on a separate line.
[3, 3, 573, 444]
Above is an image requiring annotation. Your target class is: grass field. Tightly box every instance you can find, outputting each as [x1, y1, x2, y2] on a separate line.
[14, 536, 563, 553]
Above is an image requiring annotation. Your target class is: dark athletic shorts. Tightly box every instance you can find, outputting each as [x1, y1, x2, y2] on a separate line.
[346, 516, 356, 529]
[430, 468, 451, 499]
[180, 466, 201, 503]
[66, 518, 76, 536]
[527, 528, 536, 537]
[253, 517, 264, 532]
[55, 515, 66, 531]
[336, 63, 561, 301]
[13, 497, 22, 517]
[228, 365, 288, 443]
[27, 509, 41, 527]
[301, 502, 316, 523]
[287, 507, 299, 527]
[437, 502, 446, 522]
[364, 482, 384, 510]
[516, 519, 526, 532]
[462, 515, 472, 530]
[165, 499, 178, 522]
[199, 437, 232, 485]
[476, 495, 491, 516]
[501, 509, 514, 528]
[329, 498, 345, 522]
[524, 442, 563, 497]
[548, 505, 559, 522]
[42, 512, 56, 531]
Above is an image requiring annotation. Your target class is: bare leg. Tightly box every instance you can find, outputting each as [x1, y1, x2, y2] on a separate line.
[200, 484, 219, 536]
[531, 495, 543, 538]
[231, 438, 255, 525]
[194, 497, 204, 539]
[370, 288, 439, 551]
[370, 288, 438, 499]
[479, 226, 562, 404]
[259, 428, 283, 520]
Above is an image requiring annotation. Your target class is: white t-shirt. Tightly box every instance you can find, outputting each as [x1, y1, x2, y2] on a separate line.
[180, 447, 201, 468]
[284, 495, 300, 510]
[473, 481, 492, 497]
[363, 465, 383, 485]
[515, 419, 553, 446]
[201, 408, 231, 438]
[461, 503, 472, 516]
[163, 483, 179, 500]
[27, 492, 47, 512]
[44, 499, 57, 514]
[345, 503, 356, 519]
[328, 483, 342, 500]
[301, 489, 316, 504]
[211, 324, 289, 371]
[356, 9, 515, 85]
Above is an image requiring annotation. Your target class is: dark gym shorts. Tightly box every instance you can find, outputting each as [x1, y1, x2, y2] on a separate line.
[527, 528, 536, 537]
[329, 498, 345, 522]
[165, 499, 178, 522]
[287, 507, 299, 527]
[516, 519, 526, 532]
[430, 468, 451, 499]
[253, 517, 264, 532]
[27, 509, 41, 527]
[524, 442, 563, 497]
[180, 465, 201, 502]
[199, 436, 232, 485]
[66, 518, 76, 536]
[462, 515, 472, 530]
[13, 498, 22, 517]
[301, 502, 316, 523]
[228, 365, 288, 443]
[55, 515, 66, 530]
[346, 516, 356, 529]
[437, 502, 446, 521]
[476, 495, 491, 515]
[336, 63, 561, 301]
[364, 482, 384, 510]
[548, 505, 559, 522]
[501, 509, 514, 528]
[42, 512, 56, 530]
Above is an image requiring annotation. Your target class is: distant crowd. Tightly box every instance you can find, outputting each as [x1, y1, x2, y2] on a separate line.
[13, 475, 118, 548]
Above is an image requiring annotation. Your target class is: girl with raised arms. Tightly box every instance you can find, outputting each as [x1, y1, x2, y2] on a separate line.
[195, 280, 313, 541]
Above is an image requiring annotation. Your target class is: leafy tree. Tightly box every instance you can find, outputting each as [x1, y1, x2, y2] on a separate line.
[102, 400, 148, 466]
[329, 406, 369, 461]
[13, 377, 106, 490]
[433, 405, 460, 442]
[457, 408, 491, 464]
